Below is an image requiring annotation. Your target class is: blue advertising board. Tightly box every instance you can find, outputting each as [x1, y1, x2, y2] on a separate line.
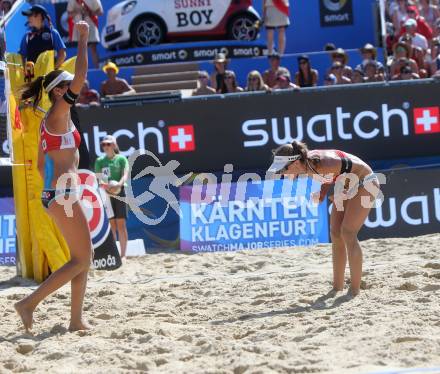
[0, 197, 16, 266]
[180, 177, 329, 252]
[125, 175, 180, 252]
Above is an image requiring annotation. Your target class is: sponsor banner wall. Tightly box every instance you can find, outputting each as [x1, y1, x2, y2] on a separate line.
[74, 81, 440, 175]
[360, 167, 440, 240]
[0, 197, 16, 266]
[108, 42, 267, 67]
[180, 178, 329, 252]
[125, 175, 181, 252]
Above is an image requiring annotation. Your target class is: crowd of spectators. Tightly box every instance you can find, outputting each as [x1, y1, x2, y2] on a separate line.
[194, 0, 440, 96]
[6, 0, 440, 102]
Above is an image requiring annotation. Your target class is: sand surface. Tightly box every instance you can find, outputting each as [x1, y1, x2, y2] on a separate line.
[1, 235, 440, 374]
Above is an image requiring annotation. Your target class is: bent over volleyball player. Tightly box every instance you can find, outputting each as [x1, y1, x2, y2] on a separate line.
[15, 21, 92, 332]
[269, 141, 380, 296]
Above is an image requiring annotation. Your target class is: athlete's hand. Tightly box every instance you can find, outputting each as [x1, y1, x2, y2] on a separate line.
[75, 21, 89, 39]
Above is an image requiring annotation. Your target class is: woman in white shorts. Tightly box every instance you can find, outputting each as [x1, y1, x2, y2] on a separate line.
[263, 0, 290, 55]
[67, 0, 103, 68]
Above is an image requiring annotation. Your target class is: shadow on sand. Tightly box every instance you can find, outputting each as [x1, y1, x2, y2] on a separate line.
[210, 289, 355, 325]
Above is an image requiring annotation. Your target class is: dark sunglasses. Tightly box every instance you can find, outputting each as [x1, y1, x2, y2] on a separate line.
[102, 143, 112, 147]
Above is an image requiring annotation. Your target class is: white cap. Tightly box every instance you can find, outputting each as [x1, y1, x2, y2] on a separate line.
[267, 155, 301, 174]
[44, 70, 74, 93]
[404, 18, 417, 28]
[101, 135, 116, 144]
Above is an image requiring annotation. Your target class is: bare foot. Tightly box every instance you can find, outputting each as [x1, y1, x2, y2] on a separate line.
[14, 300, 35, 333]
[69, 320, 91, 332]
[348, 287, 360, 298]
[331, 287, 344, 295]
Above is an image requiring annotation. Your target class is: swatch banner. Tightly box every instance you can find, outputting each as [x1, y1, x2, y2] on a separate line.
[0, 197, 16, 266]
[180, 178, 329, 252]
[75, 81, 440, 177]
[359, 167, 440, 240]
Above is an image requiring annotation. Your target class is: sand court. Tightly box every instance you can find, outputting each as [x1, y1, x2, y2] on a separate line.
[1, 235, 440, 374]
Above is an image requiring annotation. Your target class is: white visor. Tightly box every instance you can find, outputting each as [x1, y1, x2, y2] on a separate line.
[44, 71, 74, 93]
[267, 155, 301, 173]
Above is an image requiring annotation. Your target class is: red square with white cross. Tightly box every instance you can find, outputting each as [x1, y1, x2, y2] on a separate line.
[413, 107, 440, 134]
[168, 125, 195, 152]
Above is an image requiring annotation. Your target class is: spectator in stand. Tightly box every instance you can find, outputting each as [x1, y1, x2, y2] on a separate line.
[356, 44, 385, 75]
[262, 52, 288, 88]
[329, 48, 353, 80]
[192, 70, 216, 96]
[401, 6, 433, 42]
[389, 42, 419, 75]
[101, 61, 136, 97]
[1, 0, 13, 14]
[246, 70, 270, 92]
[402, 18, 428, 50]
[19, 5, 66, 69]
[392, 63, 420, 79]
[324, 42, 337, 52]
[294, 55, 318, 87]
[391, 0, 408, 34]
[352, 67, 365, 84]
[399, 33, 427, 75]
[224, 70, 244, 93]
[324, 74, 337, 86]
[386, 22, 399, 56]
[330, 61, 352, 84]
[274, 69, 299, 90]
[428, 36, 440, 74]
[67, 0, 103, 68]
[76, 80, 100, 107]
[433, 18, 440, 37]
[419, 0, 440, 30]
[364, 60, 385, 82]
[211, 53, 228, 93]
[263, 0, 290, 55]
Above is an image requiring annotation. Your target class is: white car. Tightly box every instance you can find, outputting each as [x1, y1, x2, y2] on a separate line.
[102, 0, 261, 50]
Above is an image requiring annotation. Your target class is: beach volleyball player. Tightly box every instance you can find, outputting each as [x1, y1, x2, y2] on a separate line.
[15, 21, 92, 332]
[269, 141, 380, 296]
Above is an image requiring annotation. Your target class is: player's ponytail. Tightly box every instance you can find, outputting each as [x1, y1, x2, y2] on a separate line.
[21, 76, 45, 110]
[272, 140, 319, 165]
[290, 140, 308, 161]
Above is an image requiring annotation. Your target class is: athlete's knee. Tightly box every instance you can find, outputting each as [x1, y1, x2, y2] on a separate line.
[330, 225, 342, 241]
[71, 249, 92, 272]
[340, 225, 358, 244]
